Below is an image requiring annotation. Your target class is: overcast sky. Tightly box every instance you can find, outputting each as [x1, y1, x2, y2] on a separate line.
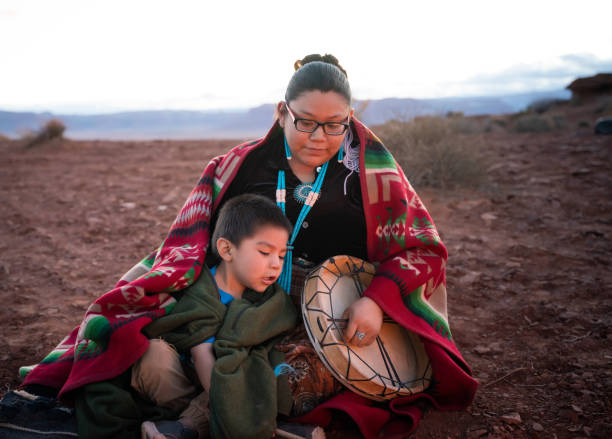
[1, 0, 611, 114]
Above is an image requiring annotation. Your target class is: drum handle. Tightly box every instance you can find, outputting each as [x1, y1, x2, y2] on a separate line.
[327, 317, 348, 329]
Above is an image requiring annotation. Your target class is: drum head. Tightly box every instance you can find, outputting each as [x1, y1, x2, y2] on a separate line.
[302, 255, 432, 401]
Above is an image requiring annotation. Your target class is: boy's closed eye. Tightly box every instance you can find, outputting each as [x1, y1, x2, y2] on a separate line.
[259, 250, 286, 260]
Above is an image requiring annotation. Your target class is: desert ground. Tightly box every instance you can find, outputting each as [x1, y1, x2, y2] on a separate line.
[1, 99, 611, 438]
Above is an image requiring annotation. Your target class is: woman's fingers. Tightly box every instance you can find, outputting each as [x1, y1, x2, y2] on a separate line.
[362, 332, 377, 347]
[342, 297, 384, 347]
[351, 323, 373, 347]
[341, 308, 358, 343]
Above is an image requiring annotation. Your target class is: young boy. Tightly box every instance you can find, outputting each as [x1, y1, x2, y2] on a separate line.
[137, 193, 296, 439]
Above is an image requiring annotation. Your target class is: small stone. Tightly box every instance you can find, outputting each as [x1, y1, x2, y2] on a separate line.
[501, 412, 522, 425]
[474, 345, 491, 354]
[467, 428, 488, 438]
[559, 310, 579, 320]
[459, 271, 481, 285]
[162, 189, 178, 203]
[455, 199, 488, 210]
[487, 163, 504, 173]
[559, 408, 579, 423]
[572, 168, 591, 176]
[157, 205, 168, 211]
[532, 422, 544, 432]
[570, 381, 584, 391]
[121, 202, 136, 209]
[481, 212, 497, 226]
[488, 342, 503, 353]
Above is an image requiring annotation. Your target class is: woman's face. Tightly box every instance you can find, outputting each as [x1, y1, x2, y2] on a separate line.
[278, 90, 354, 177]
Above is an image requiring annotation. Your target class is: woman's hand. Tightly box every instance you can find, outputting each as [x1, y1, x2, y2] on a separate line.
[341, 296, 383, 347]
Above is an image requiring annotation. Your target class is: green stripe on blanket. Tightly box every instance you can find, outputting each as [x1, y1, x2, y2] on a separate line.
[364, 148, 398, 170]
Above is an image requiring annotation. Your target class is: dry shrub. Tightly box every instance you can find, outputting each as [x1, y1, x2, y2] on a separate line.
[528, 98, 566, 114]
[24, 118, 66, 147]
[375, 116, 486, 190]
[354, 99, 371, 120]
[448, 116, 485, 134]
[512, 114, 551, 133]
[594, 96, 612, 115]
[482, 116, 509, 133]
[445, 112, 497, 134]
[552, 115, 566, 130]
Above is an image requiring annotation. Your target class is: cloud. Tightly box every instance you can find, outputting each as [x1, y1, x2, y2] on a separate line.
[453, 53, 612, 95]
[0, 9, 17, 17]
[560, 53, 612, 72]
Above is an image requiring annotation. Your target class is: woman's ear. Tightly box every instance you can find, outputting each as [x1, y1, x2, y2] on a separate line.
[276, 101, 287, 126]
[216, 237, 234, 262]
[349, 107, 355, 119]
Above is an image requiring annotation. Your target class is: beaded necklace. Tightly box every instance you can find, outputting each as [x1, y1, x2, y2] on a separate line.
[276, 135, 343, 293]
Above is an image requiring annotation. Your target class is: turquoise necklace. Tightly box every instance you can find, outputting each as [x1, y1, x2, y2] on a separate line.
[276, 135, 340, 293]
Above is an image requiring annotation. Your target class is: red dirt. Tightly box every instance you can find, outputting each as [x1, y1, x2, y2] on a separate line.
[1, 101, 611, 438]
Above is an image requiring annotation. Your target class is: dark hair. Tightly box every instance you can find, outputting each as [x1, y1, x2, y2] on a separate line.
[211, 194, 292, 257]
[284, 54, 351, 105]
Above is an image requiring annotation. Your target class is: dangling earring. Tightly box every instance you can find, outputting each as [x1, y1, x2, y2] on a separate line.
[284, 136, 292, 160]
[337, 134, 347, 162]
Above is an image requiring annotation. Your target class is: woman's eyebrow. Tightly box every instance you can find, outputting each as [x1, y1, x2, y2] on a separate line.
[296, 109, 346, 119]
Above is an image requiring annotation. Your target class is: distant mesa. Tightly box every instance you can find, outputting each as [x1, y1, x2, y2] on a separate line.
[0, 86, 587, 140]
[567, 73, 612, 100]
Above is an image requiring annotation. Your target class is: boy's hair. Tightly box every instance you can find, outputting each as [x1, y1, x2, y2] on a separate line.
[211, 194, 292, 257]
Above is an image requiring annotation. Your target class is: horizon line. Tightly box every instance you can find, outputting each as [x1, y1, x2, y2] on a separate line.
[0, 86, 572, 116]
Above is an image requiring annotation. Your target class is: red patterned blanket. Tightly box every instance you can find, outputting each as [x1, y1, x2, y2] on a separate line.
[21, 118, 477, 437]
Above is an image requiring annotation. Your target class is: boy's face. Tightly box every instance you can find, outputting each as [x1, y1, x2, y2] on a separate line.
[224, 224, 289, 293]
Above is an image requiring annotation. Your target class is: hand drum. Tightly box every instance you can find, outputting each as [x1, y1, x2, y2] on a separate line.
[301, 255, 432, 401]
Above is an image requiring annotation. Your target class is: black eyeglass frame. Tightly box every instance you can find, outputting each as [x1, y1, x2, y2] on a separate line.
[284, 102, 350, 136]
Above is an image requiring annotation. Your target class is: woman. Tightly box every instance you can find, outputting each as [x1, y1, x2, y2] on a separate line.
[21, 54, 477, 438]
[205, 54, 477, 433]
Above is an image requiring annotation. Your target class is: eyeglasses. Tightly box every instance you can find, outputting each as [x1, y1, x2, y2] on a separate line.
[285, 102, 350, 136]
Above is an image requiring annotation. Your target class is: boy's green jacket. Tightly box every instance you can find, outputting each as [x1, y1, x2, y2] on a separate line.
[76, 266, 297, 439]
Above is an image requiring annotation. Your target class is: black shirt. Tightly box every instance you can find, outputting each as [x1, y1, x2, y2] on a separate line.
[213, 127, 367, 265]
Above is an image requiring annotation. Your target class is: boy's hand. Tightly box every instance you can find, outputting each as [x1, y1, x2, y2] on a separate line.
[191, 342, 215, 393]
[341, 297, 383, 347]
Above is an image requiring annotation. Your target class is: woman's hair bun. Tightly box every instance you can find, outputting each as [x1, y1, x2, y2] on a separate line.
[286, 53, 351, 104]
[294, 53, 347, 78]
